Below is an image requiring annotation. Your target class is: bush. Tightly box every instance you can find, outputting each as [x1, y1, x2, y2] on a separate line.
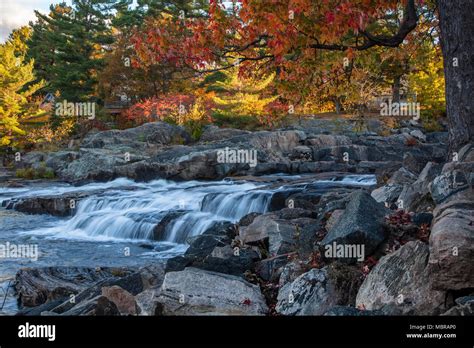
[16, 163, 55, 179]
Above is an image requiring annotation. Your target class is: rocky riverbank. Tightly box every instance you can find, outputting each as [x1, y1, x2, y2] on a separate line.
[3, 119, 473, 316]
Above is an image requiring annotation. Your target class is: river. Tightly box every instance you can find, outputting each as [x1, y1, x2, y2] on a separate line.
[0, 174, 375, 314]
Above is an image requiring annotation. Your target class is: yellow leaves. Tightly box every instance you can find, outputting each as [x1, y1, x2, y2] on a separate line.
[212, 68, 278, 119]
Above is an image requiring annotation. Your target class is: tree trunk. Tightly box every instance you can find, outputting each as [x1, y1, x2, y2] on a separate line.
[392, 75, 401, 104]
[438, 0, 474, 152]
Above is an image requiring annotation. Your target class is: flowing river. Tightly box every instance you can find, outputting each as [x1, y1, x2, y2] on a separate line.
[0, 174, 376, 314]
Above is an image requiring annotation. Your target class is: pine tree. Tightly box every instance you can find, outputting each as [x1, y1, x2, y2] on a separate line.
[27, 1, 116, 102]
[0, 28, 45, 147]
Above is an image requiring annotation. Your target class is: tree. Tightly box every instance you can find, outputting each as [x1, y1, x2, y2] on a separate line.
[0, 28, 45, 147]
[28, 1, 116, 102]
[437, 0, 474, 152]
[133, 0, 472, 151]
[212, 68, 278, 121]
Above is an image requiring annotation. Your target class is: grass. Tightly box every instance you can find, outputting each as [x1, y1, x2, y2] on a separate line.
[16, 162, 55, 180]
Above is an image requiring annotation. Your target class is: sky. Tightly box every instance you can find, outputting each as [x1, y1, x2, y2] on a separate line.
[0, 0, 72, 42]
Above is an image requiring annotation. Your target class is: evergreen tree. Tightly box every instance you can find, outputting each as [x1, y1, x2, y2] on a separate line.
[0, 27, 45, 147]
[27, 1, 116, 102]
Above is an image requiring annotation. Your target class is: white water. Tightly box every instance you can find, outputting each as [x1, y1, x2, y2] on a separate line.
[16, 179, 273, 244]
[4, 174, 376, 246]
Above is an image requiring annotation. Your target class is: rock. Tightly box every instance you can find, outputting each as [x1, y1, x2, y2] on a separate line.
[195, 246, 260, 277]
[305, 134, 352, 147]
[356, 241, 447, 315]
[238, 214, 311, 256]
[325, 209, 344, 230]
[409, 129, 426, 142]
[14, 267, 128, 307]
[255, 255, 290, 282]
[135, 287, 161, 316]
[82, 122, 191, 149]
[155, 268, 268, 315]
[442, 301, 474, 316]
[428, 196, 474, 291]
[278, 260, 305, 287]
[101, 286, 138, 315]
[152, 211, 188, 241]
[430, 170, 469, 204]
[397, 182, 435, 213]
[403, 152, 429, 174]
[4, 192, 97, 217]
[371, 184, 403, 205]
[44, 268, 153, 315]
[268, 189, 303, 211]
[321, 191, 389, 256]
[61, 295, 121, 316]
[276, 263, 362, 316]
[199, 126, 250, 142]
[238, 212, 260, 227]
[289, 146, 313, 161]
[412, 212, 433, 226]
[387, 167, 418, 185]
[323, 306, 383, 316]
[273, 207, 316, 220]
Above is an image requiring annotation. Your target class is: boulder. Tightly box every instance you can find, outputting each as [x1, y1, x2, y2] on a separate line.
[101, 286, 138, 315]
[428, 196, 474, 291]
[371, 184, 403, 205]
[321, 191, 389, 256]
[430, 169, 470, 204]
[152, 211, 188, 241]
[356, 241, 447, 315]
[442, 297, 474, 316]
[14, 267, 130, 307]
[61, 295, 121, 316]
[82, 122, 191, 149]
[155, 268, 268, 315]
[305, 134, 352, 147]
[238, 214, 315, 256]
[323, 306, 383, 316]
[255, 255, 290, 282]
[199, 126, 250, 142]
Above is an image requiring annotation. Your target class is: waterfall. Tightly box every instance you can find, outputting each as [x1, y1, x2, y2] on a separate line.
[13, 174, 376, 246]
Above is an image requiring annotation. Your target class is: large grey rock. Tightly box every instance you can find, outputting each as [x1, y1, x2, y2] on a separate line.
[305, 134, 352, 147]
[276, 268, 334, 315]
[276, 263, 362, 315]
[428, 196, 474, 291]
[371, 184, 403, 205]
[238, 214, 314, 256]
[321, 191, 389, 256]
[61, 295, 121, 316]
[14, 267, 130, 307]
[199, 126, 250, 142]
[155, 268, 268, 315]
[82, 122, 191, 149]
[356, 241, 447, 315]
[430, 169, 470, 204]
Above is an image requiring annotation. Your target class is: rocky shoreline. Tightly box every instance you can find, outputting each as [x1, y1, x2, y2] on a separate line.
[3, 119, 473, 316]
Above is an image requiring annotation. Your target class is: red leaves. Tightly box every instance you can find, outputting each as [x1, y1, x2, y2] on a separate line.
[242, 298, 252, 306]
[325, 11, 335, 24]
[386, 210, 412, 226]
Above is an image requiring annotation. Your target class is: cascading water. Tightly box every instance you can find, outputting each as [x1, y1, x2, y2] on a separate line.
[11, 179, 274, 245]
[0, 173, 376, 315]
[1, 174, 377, 247]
